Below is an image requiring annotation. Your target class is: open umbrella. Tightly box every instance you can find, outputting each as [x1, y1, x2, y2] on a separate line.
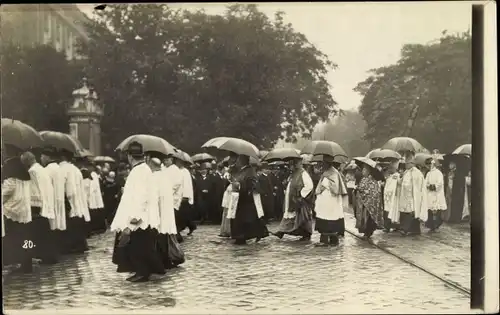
[116, 134, 177, 156]
[76, 148, 94, 158]
[353, 157, 384, 181]
[262, 148, 301, 162]
[94, 156, 116, 163]
[367, 148, 401, 161]
[176, 151, 193, 165]
[312, 154, 349, 164]
[452, 144, 471, 156]
[192, 153, 215, 163]
[202, 137, 259, 159]
[381, 137, 425, 153]
[40, 131, 85, 153]
[259, 150, 269, 159]
[413, 152, 433, 166]
[1, 118, 44, 150]
[301, 140, 348, 159]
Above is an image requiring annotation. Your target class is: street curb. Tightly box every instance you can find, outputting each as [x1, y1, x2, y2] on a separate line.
[344, 227, 471, 297]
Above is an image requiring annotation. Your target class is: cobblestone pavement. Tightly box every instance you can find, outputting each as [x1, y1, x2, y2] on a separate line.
[3, 220, 470, 313]
[343, 210, 471, 292]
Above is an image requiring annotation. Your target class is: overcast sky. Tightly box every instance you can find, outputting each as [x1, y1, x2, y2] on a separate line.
[77, 2, 471, 111]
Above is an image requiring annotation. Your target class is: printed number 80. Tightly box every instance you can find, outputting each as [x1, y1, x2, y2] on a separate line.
[22, 240, 35, 249]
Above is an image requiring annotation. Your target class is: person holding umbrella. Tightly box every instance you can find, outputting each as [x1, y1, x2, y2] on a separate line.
[272, 156, 314, 242]
[110, 141, 164, 282]
[314, 155, 349, 246]
[354, 158, 384, 240]
[227, 154, 269, 245]
[398, 153, 428, 236]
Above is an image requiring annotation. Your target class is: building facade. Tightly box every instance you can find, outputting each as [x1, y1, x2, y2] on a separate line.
[1, 4, 90, 60]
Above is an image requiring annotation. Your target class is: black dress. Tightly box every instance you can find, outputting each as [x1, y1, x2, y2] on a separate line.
[230, 166, 269, 243]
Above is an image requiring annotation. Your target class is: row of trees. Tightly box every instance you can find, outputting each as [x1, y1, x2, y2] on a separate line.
[354, 31, 472, 152]
[2, 4, 471, 155]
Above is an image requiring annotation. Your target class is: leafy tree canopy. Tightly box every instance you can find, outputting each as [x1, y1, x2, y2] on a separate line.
[354, 31, 471, 153]
[79, 4, 338, 154]
[1, 44, 82, 133]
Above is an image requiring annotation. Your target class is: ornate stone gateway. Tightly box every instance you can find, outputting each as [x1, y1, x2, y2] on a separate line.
[68, 78, 103, 155]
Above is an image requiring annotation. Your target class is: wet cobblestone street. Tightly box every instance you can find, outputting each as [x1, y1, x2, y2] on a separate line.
[3, 219, 471, 313]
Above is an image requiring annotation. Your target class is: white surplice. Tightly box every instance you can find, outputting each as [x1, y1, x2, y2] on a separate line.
[314, 168, 348, 221]
[27, 162, 55, 220]
[88, 171, 105, 209]
[180, 168, 194, 205]
[399, 167, 428, 222]
[46, 162, 66, 230]
[385, 173, 401, 223]
[111, 162, 160, 232]
[282, 170, 313, 219]
[2, 177, 31, 224]
[163, 164, 183, 210]
[425, 167, 447, 211]
[152, 170, 177, 235]
[59, 162, 91, 222]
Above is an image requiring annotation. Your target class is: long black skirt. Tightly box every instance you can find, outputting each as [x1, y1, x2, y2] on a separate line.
[3, 218, 33, 267]
[383, 211, 399, 230]
[112, 228, 165, 277]
[30, 211, 59, 264]
[128, 228, 165, 277]
[61, 216, 89, 254]
[425, 209, 444, 230]
[230, 203, 269, 242]
[89, 208, 107, 234]
[156, 233, 185, 269]
[399, 212, 421, 234]
[112, 232, 135, 273]
[315, 217, 345, 237]
[176, 200, 197, 232]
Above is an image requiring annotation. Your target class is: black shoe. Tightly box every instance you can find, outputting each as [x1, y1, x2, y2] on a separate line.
[299, 236, 311, 241]
[234, 239, 247, 245]
[130, 275, 150, 283]
[126, 274, 140, 281]
[187, 226, 197, 236]
[176, 234, 184, 243]
[255, 237, 261, 243]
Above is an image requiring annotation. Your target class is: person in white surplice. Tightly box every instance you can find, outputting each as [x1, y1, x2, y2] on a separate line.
[110, 142, 164, 282]
[424, 158, 447, 232]
[314, 155, 349, 246]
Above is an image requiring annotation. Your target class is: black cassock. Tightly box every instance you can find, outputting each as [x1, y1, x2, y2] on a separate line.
[195, 174, 215, 222]
[269, 172, 285, 220]
[443, 157, 470, 223]
[211, 173, 228, 224]
[258, 173, 275, 221]
[102, 179, 120, 224]
[230, 166, 269, 243]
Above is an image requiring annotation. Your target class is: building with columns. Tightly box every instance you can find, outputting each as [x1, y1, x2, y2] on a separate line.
[0, 4, 91, 60]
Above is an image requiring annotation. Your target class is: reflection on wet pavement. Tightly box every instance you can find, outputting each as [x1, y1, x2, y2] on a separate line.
[3, 222, 470, 312]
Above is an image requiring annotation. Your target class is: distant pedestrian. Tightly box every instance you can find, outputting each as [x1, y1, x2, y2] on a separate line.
[424, 158, 447, 232]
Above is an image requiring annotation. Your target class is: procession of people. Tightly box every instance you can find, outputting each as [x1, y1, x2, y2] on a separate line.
[2, 118, 472, 282]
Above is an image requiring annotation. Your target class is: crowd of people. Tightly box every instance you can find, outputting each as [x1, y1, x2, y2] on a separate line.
[2, 138, 471, 283]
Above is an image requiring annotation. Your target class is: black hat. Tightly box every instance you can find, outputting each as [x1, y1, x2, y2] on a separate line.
[127, 141, 143, 156]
